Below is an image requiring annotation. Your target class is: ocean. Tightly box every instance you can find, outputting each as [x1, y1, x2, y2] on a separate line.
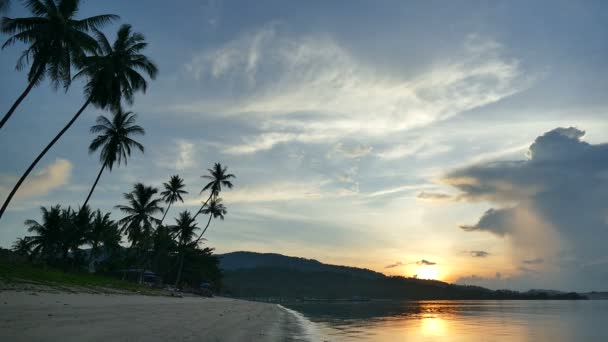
[282, 300, 608, 341]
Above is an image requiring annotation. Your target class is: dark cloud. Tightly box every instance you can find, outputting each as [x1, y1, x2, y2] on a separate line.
[416, 259, 437, 266]
[522, 258, 544, 265]
[445, 127, 608, 290]
[469, 250, 490, 258]
[385, 261, 404, 269]
[460, 208, 514, 236]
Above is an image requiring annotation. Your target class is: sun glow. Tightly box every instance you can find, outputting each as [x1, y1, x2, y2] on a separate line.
[416, 266, 440, 280]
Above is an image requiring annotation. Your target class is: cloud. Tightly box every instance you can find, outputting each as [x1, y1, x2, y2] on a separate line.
[469, 250, 490, 258]
[385, 261, 404, 269]
[415, 259, 437, 266]
[180, 26, 527, 154]
[522, 258, 544, 265]
[417, 191, 452, 201]
[0, 159, 72, 201]
[445, 127, 608, 289]
[328, 142, 373, 159]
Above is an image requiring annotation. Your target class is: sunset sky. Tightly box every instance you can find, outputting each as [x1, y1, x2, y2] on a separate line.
[1, 0, 608, 291]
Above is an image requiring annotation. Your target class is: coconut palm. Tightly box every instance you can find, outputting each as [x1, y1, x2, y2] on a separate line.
[0, 0, 118, 129]
[159, 175, 187, 225]
[12, 236, 32, 257]
[193, 198, 227, 245]
[24, 205, 66, 261]
[0, 24, 157, 221]
[193, 163, 234, 220]
[87, 210, 120, 263]
[115, 183, 162, 249]
[169, 210, 198, 287]
[83, 109, 145, 208]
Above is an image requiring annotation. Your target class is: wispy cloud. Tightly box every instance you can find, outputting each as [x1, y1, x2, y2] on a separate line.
[179, 27, 528, 155]
[385, 261, 404, 269]
[415, 259, 437, 266]
[468, 250, 491, 258]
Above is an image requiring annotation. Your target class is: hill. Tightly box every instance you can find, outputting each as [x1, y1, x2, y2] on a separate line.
[218, 252, 586, 300]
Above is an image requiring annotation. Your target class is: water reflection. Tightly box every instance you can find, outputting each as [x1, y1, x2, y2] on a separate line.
[283, 300, 608, 341]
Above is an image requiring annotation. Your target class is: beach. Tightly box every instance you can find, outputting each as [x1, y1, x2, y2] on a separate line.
[0, 291, 305, 341]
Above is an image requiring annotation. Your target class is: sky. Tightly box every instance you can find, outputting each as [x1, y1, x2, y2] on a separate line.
[1, 0, 608, 291]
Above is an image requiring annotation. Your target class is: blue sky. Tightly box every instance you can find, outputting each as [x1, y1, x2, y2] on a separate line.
[1, 0, 608, 291]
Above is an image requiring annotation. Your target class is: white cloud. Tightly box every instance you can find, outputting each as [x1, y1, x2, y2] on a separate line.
[179, 27, 528, 154]
[156, 139, 197, 170]
[328, 142, 373, 159]
[0, 159, 72, 201]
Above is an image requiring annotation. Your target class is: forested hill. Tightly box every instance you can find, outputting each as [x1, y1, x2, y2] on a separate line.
[218, 251, 586, 300]
[219, 251, 383, 279]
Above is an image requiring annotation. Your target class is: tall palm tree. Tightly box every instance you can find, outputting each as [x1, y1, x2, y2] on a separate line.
[159, 175, 188, 225]
[83, 109, 145, 208]
[115, 183, 163, 250]
[193, 163, 234, 220]
[0, 24, 157, 221]
[169, 210, 198, 287]
[0, 0, 118, 129]
[193, 198, 226, 245]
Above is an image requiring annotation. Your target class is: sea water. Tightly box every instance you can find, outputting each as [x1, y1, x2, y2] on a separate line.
[283, 300, 608, 341]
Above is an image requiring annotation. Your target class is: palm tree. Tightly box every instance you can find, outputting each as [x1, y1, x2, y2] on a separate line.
[169, 210, 198, 287]
[0, 24, 157, 221]
[193, 198, 226, 245]
[159, 175, 188, 225]
[193, 163, 234, 220]
[0, 0, 118, 129]
[83, 109, 145, 208]
[12, 236, 32, 257]
[87, 210, 120, 264]
[24, 205, 65, 261]
[115, 183, 163, 249]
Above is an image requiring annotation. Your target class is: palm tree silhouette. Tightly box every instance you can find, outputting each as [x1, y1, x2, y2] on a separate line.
[24, 205, 65, 261]
[83, 109, 145, 208]
[115, 183, 163, 249]
[0, 24, 157, 221]
[193, 198, 227, 245]
[116, 183, 163, 281]
[159, 175, 188, 225]
[87, 210, 120, 265]
[0, 0, 118, 129]
[12, 236, 33, 258]
[169, 210, 198, 287]
[193, 163, 234, 220]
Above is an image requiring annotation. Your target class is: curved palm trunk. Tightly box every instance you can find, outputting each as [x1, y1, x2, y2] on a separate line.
[0, 98, 92, 221]
[193, 214, 213, 245]
[0, 66, 45, 131]
[82, 163, 106, 209]
[192, 193, 213, 220]
[159, 202, 172, 226]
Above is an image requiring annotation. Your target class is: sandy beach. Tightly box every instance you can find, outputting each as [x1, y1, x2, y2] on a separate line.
[0, 291, 305, 341]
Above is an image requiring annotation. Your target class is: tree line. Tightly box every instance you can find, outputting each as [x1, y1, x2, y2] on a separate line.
[1, 0, 233, 288]
[13, 164, 234, 288]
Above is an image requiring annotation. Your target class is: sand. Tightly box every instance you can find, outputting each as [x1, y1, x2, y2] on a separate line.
[0, 291, 306, 341]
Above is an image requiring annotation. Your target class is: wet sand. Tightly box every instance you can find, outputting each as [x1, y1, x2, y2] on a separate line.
[0, 291, 304, 341]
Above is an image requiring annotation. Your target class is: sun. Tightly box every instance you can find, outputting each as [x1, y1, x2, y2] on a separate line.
[416, 266, 440, 280]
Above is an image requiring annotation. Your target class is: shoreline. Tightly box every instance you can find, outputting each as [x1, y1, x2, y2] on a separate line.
[0, 290, 309, 341]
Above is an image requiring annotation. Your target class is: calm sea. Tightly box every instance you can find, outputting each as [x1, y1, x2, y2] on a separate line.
[282, 300, 608, 341]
